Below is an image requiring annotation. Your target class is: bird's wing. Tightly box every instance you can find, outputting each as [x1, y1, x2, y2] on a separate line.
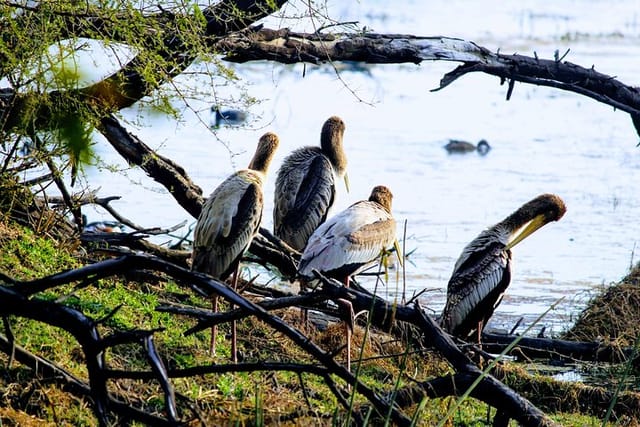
[192, 171, 263, 279]
[274, 150, 335, 250]
[440, 242, 511, 337]
[298, 201, 395, 277]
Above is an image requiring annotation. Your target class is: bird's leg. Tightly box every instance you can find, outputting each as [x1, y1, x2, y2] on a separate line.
[299, 280, 308, 328]
[476, 320, 484, 369]
[231, 264, 239, 363]
[209, 295, 218, 355]
[339, 276, 354, 373]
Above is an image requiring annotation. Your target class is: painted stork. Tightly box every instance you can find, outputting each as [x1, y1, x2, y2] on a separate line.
[440, 193, 566, 341]
[273, 116, 349, 252]
[191, 132, 279, 361]
[298, 185, 401, 371]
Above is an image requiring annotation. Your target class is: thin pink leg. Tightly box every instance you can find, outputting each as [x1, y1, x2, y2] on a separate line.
[231, 264, 239, 363]
[344, 276, 353, 373]
[210, 295, 218, 355]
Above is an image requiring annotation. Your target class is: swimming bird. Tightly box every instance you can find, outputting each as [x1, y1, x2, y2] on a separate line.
[211, 106, 248, 128]
[82, 219, 126, 233]
[444, 139, 491, 155]
[191, 132, 279, 361]
[273, 115, 349, 252]
[439, 194, 566, 342]
[298, 185, 401, 371]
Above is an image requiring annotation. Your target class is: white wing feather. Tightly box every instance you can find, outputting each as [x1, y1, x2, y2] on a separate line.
[299, 200, 395, 277]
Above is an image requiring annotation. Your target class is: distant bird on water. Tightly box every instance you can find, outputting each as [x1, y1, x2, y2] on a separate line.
[211, 106, 248, 128]
[81, 215, 126, 233]
[444, 139, 491, 155]
[191, 132, 279, 361]
[439, 193, 566, 342]
[273, 115, 349, 252]
[298, 185, 401, 371]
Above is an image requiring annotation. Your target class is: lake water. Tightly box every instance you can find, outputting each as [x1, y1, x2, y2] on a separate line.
[78, 1, 640, 336]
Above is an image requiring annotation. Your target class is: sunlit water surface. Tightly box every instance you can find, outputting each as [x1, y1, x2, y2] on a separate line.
[68, 1, 640, 336]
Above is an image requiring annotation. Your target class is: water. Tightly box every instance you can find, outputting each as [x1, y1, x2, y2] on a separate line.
[76, 1, 640, 335]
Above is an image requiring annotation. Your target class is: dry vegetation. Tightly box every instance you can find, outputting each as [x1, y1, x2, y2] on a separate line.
[563, 264, 640, 347]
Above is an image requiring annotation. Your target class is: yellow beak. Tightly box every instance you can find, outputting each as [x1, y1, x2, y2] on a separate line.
[343, 172, 350, 193]
[504, 214, 548, 250]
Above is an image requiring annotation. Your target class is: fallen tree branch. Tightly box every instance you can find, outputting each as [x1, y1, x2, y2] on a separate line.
[2, 253, 412, 425]
[0, 333, 175, 426]
[217, 28, 640, 131]
[481, 331, 636, 364]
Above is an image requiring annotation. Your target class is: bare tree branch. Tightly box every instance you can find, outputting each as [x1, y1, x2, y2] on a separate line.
[218, 28, 640, 122]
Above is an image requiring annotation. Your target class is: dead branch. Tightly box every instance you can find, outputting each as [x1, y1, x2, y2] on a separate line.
[0, 333, 174, 426]
[481, 331, 636, 364]
[217, 28, 640, 132]
[8, 248, 639, 424]
[98, 115, 204, 219]
[2, 253, 412, 425]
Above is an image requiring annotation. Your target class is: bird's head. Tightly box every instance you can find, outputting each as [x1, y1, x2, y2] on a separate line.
[248, 132, 280, 173]
[321, 116, 347, 177]
[505, 193, 566, 250]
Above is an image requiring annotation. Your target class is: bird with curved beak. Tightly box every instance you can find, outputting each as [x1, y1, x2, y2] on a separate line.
[192, 132, 279, 362]
[440, 193, 566, 342]
[274, 116, 349, 252]
[298, 185, 402, 371]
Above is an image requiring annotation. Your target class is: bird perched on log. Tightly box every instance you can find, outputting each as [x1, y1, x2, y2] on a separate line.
[298, 185, 401, 371]
[191, 132, 279, 361]
[444, 139, 491, 155]
[211, 105, 248, 128]
[273, 115, 349, 252]
[440, 193, 566, 342]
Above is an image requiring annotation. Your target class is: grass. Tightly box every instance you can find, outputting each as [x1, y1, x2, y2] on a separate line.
[0, 219, 635, 425]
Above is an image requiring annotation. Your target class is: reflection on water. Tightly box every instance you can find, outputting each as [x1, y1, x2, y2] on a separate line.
[80, 1, 640, 334]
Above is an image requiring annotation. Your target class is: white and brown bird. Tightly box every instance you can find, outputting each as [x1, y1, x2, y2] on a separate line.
[273, 116, 348, 252]
[191, 132, 279, 361]
[298, 185, 401, 371]
[440, 193, 566, 342]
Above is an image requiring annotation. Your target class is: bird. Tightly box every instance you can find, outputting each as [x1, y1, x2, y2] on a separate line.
[298, 185, 401, 371]
[81, 215, 126, 233]
[191, 132, 279, 361]
[211, 106, 248, 128]
[439, 193, 566, 342]
[273, 115, 349, 252]
[444, 139, 491, 155]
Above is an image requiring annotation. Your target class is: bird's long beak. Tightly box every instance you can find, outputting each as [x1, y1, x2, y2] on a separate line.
[393, 239, 404, 267]
[344, 172, 350, 193]
[504, 214, 548, 250]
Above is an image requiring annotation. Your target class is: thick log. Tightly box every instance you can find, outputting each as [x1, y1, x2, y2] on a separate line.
[98, 115, 204, 219]
[481, 331, 635, 364]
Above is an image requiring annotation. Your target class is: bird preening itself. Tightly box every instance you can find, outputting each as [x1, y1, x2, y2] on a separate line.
[444, 139, 491, 155]
[298, 185, 402, 371]
[273, 115, 349, 252]
[191, 132, 279, 361]
[439, 193, 566, 342]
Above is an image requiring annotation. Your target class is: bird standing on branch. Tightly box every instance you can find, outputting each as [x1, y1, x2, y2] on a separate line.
[298, 185, 402, 371]
[440, 193, 566, 342]
[274, 115, 349, 252]
[191, 132, 279, 362]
